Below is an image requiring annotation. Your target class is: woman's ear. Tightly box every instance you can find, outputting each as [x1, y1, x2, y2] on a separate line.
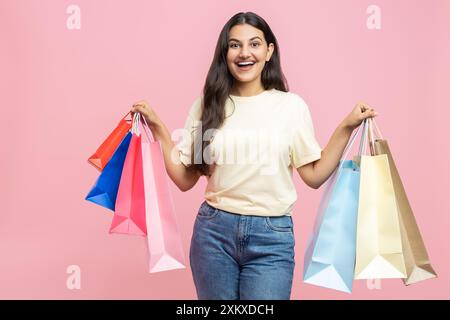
[266, 43, 275, 62]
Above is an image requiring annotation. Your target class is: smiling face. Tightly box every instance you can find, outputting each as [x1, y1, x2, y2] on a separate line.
[226, 24, 274, 87]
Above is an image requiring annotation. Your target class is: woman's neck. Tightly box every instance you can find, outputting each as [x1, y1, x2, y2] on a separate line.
[230, 81, 265, 97]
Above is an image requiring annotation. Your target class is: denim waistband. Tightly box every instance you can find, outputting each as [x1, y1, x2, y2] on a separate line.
[201, 200, 292, 217]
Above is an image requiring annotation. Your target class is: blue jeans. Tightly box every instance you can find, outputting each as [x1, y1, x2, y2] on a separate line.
[189, 201, 295, 300]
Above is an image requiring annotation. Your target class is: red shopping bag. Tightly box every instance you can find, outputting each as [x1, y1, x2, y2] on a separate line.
[88, 112, 132, 171]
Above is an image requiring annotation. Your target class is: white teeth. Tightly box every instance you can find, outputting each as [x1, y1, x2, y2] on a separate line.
[237, 62, 255, 66]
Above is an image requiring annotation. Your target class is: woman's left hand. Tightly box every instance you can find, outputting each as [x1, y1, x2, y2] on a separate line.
[342, 101, 378, 131]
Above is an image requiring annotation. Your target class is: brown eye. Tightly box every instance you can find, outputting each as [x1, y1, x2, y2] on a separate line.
[229, 43, 239, 48]
[251, 42, 261, 47]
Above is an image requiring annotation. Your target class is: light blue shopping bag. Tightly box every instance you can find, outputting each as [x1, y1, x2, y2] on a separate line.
[303, 120, 368, 293]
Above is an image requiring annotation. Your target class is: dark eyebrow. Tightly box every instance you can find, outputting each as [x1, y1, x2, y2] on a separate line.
[228, 36, 263, 43]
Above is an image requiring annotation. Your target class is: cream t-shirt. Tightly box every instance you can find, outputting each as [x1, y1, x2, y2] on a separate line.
[176, 88, 322, 216]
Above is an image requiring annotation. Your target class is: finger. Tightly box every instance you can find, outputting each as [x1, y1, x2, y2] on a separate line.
[361, 105, 371, 112]
[356, 101, 366, 110]
[362, 109, 377, 119]
[358, 102, 373, 112]
[132, 105, 145, 113]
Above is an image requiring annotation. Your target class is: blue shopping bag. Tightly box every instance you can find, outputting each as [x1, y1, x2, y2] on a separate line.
[303, 121, 367, 293]
[85, 132, 132, 211]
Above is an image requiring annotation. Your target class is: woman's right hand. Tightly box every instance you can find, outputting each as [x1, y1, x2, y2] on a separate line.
[130, 100, 162, 131]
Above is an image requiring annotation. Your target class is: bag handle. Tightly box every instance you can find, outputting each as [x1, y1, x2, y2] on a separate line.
[136, 113, 156, 143]
[358, 118, 371, 157]
[323, 119, 367, 188]
[340, 121, 362, 163]
[122, 111, 132, 122]
[368, 117, 383, 140]
[367, 117, 383, 156]
[340, 117, 369, 164]
[131, 112, 141, 135]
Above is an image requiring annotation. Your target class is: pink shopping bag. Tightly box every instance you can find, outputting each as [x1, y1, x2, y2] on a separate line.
[109, 114, 147, 235]
[139, 114, 186, 273]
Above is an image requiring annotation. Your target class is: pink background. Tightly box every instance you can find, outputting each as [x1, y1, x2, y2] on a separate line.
[1, 0, 449, 299]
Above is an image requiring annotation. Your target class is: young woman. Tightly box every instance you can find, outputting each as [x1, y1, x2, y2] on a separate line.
[130, 12, 377, 300]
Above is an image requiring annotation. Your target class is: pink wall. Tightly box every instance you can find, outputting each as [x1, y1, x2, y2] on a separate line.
[0, 0, 448, 299]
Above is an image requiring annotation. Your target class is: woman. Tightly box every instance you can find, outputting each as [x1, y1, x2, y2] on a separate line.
[130, 12, 377, 300]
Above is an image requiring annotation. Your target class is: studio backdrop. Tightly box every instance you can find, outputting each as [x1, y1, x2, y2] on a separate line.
[0, 0, 449, 299]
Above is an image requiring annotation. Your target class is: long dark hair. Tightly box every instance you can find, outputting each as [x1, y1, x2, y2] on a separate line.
[189, 12, 289, 176]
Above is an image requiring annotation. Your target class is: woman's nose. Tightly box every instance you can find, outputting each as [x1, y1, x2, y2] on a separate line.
[239, 46, 251, 58]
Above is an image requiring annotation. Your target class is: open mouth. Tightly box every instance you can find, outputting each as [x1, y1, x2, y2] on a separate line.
[235, 61, 256, 71]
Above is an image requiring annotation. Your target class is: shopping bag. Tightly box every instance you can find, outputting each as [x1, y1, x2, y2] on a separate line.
[109, 114, 147, 235]
[88, 112, 132, 171]
[139, 114, 186, 273]
[354, 119, 407, 279]
[303, 121, 365, 293]
[368, 118, 437, 285]
[85, 132, 132, 211]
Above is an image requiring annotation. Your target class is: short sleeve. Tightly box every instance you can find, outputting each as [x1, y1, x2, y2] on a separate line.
[175, 96, 203, 167]
[289, 94, 322, 168]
